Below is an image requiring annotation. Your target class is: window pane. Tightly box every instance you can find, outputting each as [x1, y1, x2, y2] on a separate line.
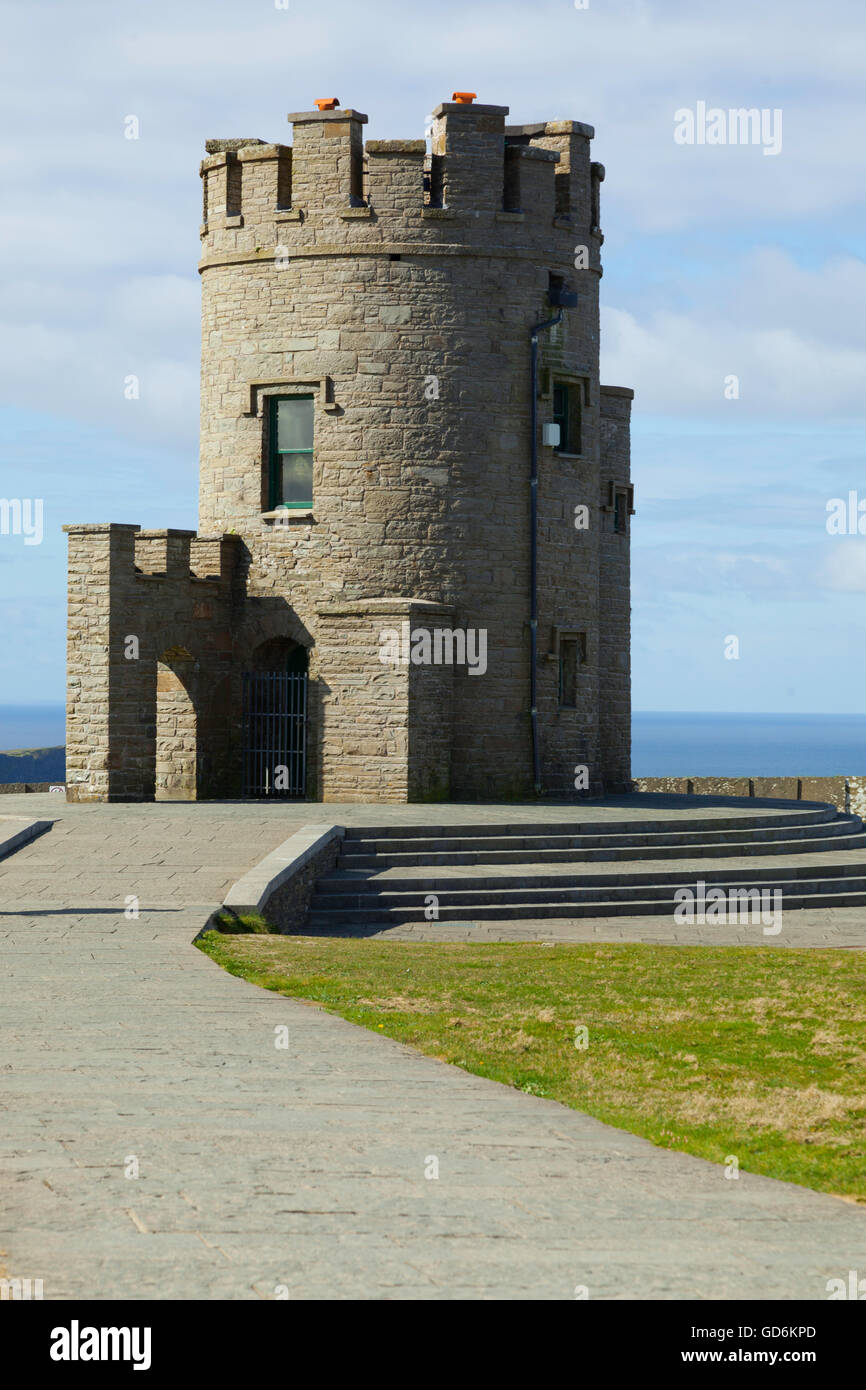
[553, 383, 569, 452]
[277, 452, 313, 506]
[276, 396, 314, 452]
[571, 393, 582, 455]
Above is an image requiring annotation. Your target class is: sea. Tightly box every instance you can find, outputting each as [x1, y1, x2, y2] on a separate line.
[2, 704, 866, 777]
[631, 711, 866, 777]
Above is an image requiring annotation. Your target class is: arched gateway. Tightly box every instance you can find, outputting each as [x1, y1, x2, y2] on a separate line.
[241, 638, 309, 798]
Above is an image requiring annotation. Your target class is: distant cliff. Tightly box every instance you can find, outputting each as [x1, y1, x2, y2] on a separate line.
[0, 747, 66, 783]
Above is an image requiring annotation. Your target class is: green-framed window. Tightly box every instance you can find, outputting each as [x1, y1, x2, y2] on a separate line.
[268, 395, 314, 509]
[552, 382, 570, 452]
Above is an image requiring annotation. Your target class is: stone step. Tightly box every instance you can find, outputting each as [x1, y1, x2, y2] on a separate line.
[311, 870, 866, 912]
[337, 829, 866, 868]
[339, 817, 859, 858]
[307, 886, 866, 926]
[340, 807, 836, 841]
[317, 854, 866, 894]
[309, 804, 866, 931]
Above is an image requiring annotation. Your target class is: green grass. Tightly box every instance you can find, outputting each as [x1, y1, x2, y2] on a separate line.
[211, 910, 278, 935]
[196, 933, 866, 1200]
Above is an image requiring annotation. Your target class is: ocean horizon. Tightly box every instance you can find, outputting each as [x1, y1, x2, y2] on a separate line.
[631, 711, 866, 778]
[2, 703, 866, 779]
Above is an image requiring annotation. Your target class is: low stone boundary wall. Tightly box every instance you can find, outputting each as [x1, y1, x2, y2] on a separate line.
[0, 816, 52, 861]
[216, 823, 345, 934]
[0, 783, 64, 795]
[634, 776, 866, 816]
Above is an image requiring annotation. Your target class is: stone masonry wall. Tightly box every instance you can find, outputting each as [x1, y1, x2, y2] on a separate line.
[635, 776, 862, 815]
[64, 525, 239, 801]
[257, 833, 343, 933]
[313, 597, 456, 802]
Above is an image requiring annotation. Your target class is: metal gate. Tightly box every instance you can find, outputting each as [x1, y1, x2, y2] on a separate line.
[241, 671, 307, 798]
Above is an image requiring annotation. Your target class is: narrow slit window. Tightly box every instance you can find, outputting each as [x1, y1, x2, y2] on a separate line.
[552, 380, 583, 456]
[269, 395, 314, 510]
[552, 382, 570, 453]
[559, 638, 579, 707]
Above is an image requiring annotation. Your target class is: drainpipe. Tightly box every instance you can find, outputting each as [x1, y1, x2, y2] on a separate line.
[529, 310, 562, 795]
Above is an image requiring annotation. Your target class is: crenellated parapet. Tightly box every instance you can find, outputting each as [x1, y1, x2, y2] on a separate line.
[365, 139, 427, 219]
[201, 139, 292, 233]
[199, 98, 604, 272]
[504, 120, 597, 229]
[131, 529, 240, 585]
[429, 101, 510, 212]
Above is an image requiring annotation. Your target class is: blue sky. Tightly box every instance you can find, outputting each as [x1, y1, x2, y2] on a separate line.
[1, 0, 864, 713]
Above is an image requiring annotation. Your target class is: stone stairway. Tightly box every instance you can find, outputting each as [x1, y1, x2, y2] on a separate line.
[307, 803, 866, 927]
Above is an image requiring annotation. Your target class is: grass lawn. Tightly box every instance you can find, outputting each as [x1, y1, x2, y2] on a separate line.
[197, 931, 866, 1201]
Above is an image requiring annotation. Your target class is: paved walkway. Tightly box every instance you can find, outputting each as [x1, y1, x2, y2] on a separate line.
[1, 794, 865, 1299]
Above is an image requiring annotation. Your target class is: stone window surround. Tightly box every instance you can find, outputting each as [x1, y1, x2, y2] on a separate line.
[550, 628, 588, 712]
[245, 376, 339, 525]
[602, 481, 636, 533]
[542, 369, 592, 461]
[546, 627, 588, 684]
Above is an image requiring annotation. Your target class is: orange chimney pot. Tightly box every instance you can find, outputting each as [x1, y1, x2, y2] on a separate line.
[314, 98, 340, 111]
[452, 91, 477, 104]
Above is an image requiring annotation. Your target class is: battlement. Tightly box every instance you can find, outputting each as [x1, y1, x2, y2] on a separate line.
[199, 98, 603, 258]
[504, 119, 598, 225]
[63, 524, 239, 586]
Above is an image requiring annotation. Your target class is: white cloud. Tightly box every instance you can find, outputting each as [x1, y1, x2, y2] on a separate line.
[0, 274, 199, 447]
[635, 543, 807, 599]
[818, 542, 866, 592]
[602, 250, 866, 417]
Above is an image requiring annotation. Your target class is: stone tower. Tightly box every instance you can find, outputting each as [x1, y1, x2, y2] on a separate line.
[64, 95, 633, 803]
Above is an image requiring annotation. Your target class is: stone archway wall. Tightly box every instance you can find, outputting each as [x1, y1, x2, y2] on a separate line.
[63, 527, 241, 803]
[247, 635, 308, 672]
[155, 647, 197, 801]
[229, 611, 314, 798]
